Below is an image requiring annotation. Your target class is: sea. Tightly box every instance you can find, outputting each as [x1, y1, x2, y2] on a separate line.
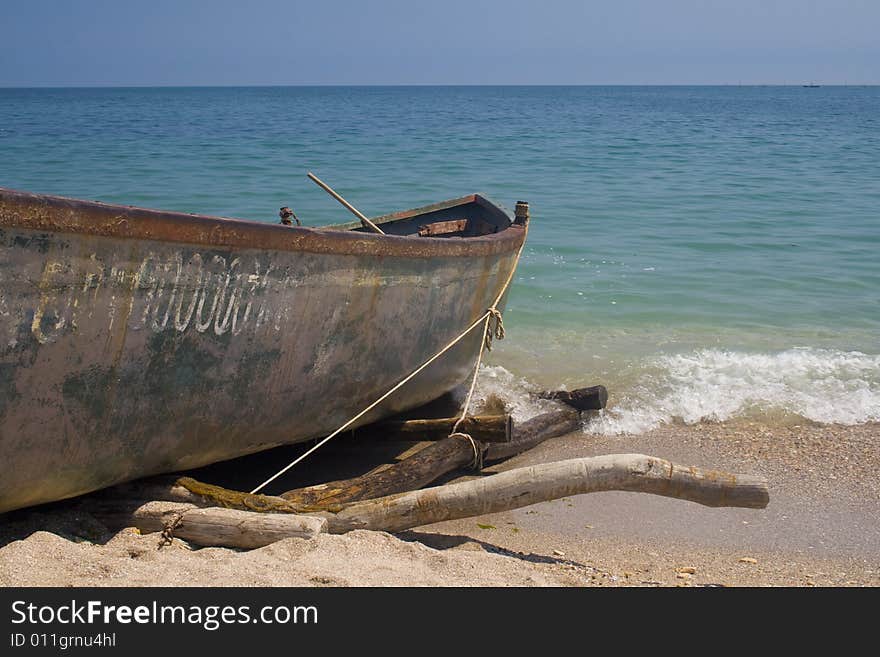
[1, 86, 877, 433]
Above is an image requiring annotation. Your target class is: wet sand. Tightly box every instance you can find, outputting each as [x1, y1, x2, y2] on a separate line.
[1, 420, 878, 587]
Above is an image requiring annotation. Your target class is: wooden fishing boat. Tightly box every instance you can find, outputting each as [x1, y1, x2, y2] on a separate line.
[0, 187, 528, 513]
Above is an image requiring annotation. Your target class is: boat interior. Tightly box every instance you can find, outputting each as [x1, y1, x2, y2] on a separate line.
[325, 194, 513, 238]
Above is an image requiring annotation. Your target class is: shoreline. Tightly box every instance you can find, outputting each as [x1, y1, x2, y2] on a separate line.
[1, 419, 877, 587]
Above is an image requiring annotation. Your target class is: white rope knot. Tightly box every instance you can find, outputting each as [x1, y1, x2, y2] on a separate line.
[449, 432, 483, 471]
[484, 307, 505, 351]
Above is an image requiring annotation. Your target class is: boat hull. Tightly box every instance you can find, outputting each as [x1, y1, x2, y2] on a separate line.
[0, 190, 525, 512]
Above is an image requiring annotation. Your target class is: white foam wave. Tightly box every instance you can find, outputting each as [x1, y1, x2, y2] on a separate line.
[469, 365, 556, 421]
[586, 348, 880, 434]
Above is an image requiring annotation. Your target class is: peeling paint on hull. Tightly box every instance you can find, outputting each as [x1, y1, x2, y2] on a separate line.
[0, 189, 526, 513]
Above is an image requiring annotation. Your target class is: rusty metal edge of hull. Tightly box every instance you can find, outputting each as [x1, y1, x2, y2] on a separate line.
[0, 187, 525, 259]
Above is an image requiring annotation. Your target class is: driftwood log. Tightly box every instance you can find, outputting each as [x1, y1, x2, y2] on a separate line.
[538, 385, 608, 411]
[486, 409, 581, 461]
[109, 454, 768, 546]
[118, 502, 326, 549]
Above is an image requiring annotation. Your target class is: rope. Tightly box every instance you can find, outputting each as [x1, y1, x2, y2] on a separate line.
[249, 220, 528, 494]
[485, 307, 505, 350]
[447, 302, 507, 470]
[158, 512, 184, 550]
[448, 432, 483, 471]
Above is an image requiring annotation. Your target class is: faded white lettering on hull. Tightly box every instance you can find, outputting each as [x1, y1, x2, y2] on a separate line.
[21, 249, 293, 342]
[0, 234, 478, 346]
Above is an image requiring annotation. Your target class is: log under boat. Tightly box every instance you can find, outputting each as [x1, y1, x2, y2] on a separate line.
[0, 187, 528, 513]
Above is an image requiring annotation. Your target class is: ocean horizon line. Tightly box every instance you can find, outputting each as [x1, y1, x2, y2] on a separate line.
[1, 83, 878, 90]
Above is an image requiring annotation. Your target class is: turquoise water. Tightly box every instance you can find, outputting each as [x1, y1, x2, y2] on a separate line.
[2, 86, 878, 430]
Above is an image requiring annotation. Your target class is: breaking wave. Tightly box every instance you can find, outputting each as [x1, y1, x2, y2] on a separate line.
[585, 348, 880, 435]
[470, 365, 556, 421]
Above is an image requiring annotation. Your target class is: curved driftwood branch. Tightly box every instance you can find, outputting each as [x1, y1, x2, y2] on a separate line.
[316, 454, 770, 534]
[280, 438, 477, 507]
[172, 478, 311, 512]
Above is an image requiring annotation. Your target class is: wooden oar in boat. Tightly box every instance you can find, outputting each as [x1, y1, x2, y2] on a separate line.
[307, 172, 385, 234]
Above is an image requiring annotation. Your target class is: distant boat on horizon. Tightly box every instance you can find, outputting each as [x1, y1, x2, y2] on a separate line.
[803, 82, 820, 88]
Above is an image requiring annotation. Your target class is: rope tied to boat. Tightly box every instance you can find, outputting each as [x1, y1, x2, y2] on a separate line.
[448, 308, 498, 470]
[485, 307, 505, 351]
[249, 215, 528, 495]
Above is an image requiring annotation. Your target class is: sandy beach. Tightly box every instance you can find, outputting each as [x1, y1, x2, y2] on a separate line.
[2, 418, 877, 587]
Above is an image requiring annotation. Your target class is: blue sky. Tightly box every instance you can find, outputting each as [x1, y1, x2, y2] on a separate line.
[1, 0, 877, 85]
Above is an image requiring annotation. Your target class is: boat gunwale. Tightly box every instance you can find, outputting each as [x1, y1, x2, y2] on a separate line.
[0, 187, 524, 259]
